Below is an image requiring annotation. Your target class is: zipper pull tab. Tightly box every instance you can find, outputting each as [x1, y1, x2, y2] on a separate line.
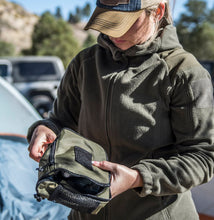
[36, 162, 54, 172]
[35, 140, 57, 172]
[34, 194, 42, 202]
[36, 167, 44, 172]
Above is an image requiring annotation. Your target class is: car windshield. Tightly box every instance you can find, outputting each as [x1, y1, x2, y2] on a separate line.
[12, 61, 61, 82]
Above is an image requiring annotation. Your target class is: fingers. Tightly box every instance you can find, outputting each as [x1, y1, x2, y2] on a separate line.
[92, 161, 143, 198]
[29, 144, 48, 162]
[92, 160, 117, 172]
[28, 130, 45, 161]
[28, 135, 47, 162]
[28, 125, 56, 162]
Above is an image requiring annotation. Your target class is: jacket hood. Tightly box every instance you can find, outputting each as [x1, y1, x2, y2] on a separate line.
[97, 25, 182, 61]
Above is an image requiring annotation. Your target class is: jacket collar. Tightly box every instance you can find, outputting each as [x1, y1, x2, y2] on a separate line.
[97, 25, 182, 61]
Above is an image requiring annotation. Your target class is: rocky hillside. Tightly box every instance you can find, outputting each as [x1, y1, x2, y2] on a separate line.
[0, 0, 38, 54]
[0, 0, 97, 55]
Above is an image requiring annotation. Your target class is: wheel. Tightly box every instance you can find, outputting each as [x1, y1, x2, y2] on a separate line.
[30, 95, 53, 118]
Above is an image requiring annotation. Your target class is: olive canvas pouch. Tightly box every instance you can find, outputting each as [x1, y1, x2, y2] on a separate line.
[34, 128, 111, 214]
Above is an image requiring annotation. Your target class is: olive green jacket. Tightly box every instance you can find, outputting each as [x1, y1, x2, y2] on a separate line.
[28, 25, 214, 219]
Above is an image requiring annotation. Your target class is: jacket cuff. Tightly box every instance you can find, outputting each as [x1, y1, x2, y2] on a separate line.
[131, 164, 153, 197]
[27, 119, 61, 143]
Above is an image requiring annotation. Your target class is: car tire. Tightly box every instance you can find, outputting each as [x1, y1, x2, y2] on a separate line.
[30, 95, 53, 118]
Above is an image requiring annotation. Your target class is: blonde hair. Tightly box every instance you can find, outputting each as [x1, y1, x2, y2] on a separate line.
[145, 0, 172, 26]
[142, 0, 172, 43]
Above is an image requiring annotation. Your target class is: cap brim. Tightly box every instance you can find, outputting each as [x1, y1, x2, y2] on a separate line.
[84, 7, 143, 38]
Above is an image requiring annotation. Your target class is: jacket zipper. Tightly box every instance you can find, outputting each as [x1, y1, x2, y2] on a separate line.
[105, 76, 115, 160]
[105, 75, 118, 220]
[105, 70, 124, 161]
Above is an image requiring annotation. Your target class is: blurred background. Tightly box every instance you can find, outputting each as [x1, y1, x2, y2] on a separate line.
[0, 0, 213, 68]
[0, 0, 214, 117]
[0, 0, 214, 219]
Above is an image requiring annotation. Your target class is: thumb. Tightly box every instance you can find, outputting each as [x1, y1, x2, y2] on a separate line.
[92, 161, 117, 172]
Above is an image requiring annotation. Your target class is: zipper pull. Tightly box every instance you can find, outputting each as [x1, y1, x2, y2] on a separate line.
[36, 161, 54, 172]
[36, 140, 57, 172]
[34, 193, 42, 202]
[36, 167, 44, 172]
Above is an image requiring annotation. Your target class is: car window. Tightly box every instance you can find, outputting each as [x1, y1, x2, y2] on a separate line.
[12, 61, 61, 82]
[201, 62, 213, 74]
[200, 61, 214, 85]
[0, 64, 9, 77]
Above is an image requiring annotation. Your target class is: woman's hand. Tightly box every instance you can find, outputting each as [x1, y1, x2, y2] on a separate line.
[92, 161, 143, 198]
[28, 125, 56, 162]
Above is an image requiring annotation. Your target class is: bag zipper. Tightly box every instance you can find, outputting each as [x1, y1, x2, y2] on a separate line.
[36, 138, 58, 172]
[49, 137, 57, 165]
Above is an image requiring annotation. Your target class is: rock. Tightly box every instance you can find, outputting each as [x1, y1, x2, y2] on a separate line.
[0, 0, 98, 55]
[0, 0, 38, 54]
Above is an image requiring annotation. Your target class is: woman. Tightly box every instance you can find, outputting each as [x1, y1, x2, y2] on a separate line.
[28, 0, 214, 219]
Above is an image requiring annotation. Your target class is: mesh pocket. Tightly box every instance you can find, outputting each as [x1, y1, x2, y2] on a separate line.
[49, 184, 100, 213]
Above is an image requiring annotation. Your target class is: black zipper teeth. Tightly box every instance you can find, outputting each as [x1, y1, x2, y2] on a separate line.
[61, 168, 110, 187]
[38, 167, 110, 188]
[37, 139, 58, 172]
[49, 138, 57, 165]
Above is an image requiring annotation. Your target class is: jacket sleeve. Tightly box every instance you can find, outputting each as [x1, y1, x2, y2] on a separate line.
[27, 59, 81, 142]
[132, 66, 214, 197]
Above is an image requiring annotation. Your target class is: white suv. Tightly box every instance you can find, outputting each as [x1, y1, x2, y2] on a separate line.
[0, 56, 65, 117]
